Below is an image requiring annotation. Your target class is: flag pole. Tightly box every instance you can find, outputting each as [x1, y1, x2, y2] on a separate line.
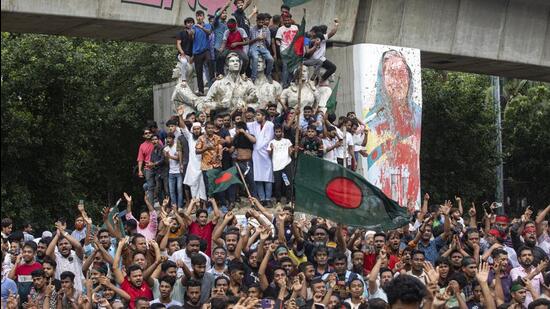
[234, 162, 252, 198]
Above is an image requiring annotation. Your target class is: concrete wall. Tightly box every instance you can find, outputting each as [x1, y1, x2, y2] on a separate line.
[358, 0, 550, 80]
[1, 0, 359, 43]
[153, 81, 177, 128]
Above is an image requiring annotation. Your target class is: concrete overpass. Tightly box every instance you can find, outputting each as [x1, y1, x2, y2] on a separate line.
[2, 0, 550, 81]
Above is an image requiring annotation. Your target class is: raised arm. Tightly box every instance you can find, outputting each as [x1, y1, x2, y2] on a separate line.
[143, 241, 163, 286]
[112, 237, 128, 285]
[212, 211, 235, 247]
[536, 204, 550, 236]
[98, 276, 131, 302]
[210, 198, 222, 224]
[336, 224, 346, 253]
[468, 203, 477, 228]
[46, 222, 63, 259]
[368, 251, 385, 295]
[234, 225, 250, 260]
[102, 207, 123, 241]
[276, 212, 287, 245]
[327, 18, 339, 39]
[259, 243, 276, 290]
[249, 196, 274, 222]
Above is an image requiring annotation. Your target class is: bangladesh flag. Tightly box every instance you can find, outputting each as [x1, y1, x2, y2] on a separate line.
[282, 14, 306, 76]
[325, 76, 340, 114]
[283, 0, 313, 7]
[206, 166, 242, 196]
[295, 154, 409, 230]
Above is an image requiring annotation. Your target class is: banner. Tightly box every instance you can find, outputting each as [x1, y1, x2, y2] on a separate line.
[353, 44, 422, 211]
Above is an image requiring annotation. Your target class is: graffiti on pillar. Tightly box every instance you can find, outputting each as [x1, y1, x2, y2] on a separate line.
[121, 0, 174, 10]
[122, 0, 227, 14]
[187, 0, 227, 14]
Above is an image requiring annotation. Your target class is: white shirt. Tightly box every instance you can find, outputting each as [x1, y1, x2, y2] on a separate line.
[164, 144, 180, 174]
[352, 131, 365, 152]
[276, 25, 299, 52]
[55, 250, 84, 292]
[169, 249, 211, 278]
[311, 34, 328, 61]
[510, 266, 543, 307]
[269, 138, 292, 171]
[335, 128, 353, 159]
[322, 137, 338, 163]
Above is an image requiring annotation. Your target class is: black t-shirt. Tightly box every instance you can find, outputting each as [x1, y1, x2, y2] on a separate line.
[232, 131, 254, 150]
[177, 30, 193, 56]
[233, 9, 250, 35]
[216, 128, 232, 169]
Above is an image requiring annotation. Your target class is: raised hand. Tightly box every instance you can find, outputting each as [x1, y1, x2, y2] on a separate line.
[476, 261, 490, 283]
[424, 261, 439, 284]
[424, 193, 430, 201]
[469, 203, 477, 217]
[123, 192, 132, 204]
[268, 243, 277, 254]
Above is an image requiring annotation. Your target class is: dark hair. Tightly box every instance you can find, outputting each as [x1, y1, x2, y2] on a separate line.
[231, 112, 242, 121]
[166, 119, 178, 127]
[186, 278, 202, 288]
[2, 218, 13, 228]
[60, 271, 75, 282]
[272, 14, 281, 24]
[281, 4, 290, 10]
[368, 298, 388, 309]
[517, 245, 533, 256]
[461, 256, 476, 267]
[187, 234, 201, 243]
[159, 275, 176, 287]
[131, 233, 146, 244]
[196, 209, 208, 218]
[191, 253, 207, 266]
[184, 17, 195, 24]
[448, 273, 467, 289]
[42, 256, 57, 269]
[161, 260, 177, 273]
[256, 109, 268, 117]
[134, 297, 150, 306]
[384, 275, 427, 306]
[150, 303, 167, 309]
[38, 237, 52, 246]
[333, 252, 347, 263]
[306, 124, 317, 132]
[411, 249, 425, 258]
[298, 262, 314, 273]
[379, 267, 393, 277]
[227, 17, 237, 24]
[435, 256, 451, 267]
[303, 105, 313, 111]
[214, 276, 229, 286]
[23, 241, 37, 252]
[491, 248, 508, 259]
[274, 124, 284, 131]
[31, 269, 46, 278]
[196, 10, 205, 16]
[127, 264, 143, 275]
[228, 260, 245, 273]
[373, 232, 386, 240]
[279, 257, 293, 265]
[166, 132, 175, 139]
[528, 299, 550, 309]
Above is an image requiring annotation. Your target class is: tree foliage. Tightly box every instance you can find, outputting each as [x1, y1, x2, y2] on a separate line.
[502, 85, 550, 209]
[1, 33, 174, 230]
[420, 70, 498, 205]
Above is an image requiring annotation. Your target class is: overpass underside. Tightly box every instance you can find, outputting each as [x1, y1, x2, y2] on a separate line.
[2, 0, 550, 81]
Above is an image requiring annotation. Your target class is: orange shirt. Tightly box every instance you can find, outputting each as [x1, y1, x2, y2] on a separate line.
[196, 134, 223, 170]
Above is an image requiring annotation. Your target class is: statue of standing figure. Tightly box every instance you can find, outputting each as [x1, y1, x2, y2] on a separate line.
[280, 66, 320, 112]
[171, 62, 208, 115]
[254, 56, 282, 109]
[206, 52, 258, 110]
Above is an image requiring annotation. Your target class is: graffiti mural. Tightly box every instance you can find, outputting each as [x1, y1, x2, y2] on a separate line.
[353, 44, 422, 210]
[122, 0, 174, 10]
[122, 0, 227, 14]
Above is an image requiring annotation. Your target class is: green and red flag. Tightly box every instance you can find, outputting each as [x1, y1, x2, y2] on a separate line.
[283, 0, 313, 7]
[282, 14, 306, 75]
[325, 76, 340, 114]
[206, 166, 242, 196]
[295, 154, 409, 230]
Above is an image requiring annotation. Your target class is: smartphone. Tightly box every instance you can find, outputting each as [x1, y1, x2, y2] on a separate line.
[260, 299, 273, 309]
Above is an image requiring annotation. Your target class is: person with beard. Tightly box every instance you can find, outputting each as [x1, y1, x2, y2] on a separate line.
[124, 192, 158, 242]
[41, 257, 61, 291]
[114, 241, 151, 307]
[187, 199, 220, 257]
[196, 121, 224, 203]
[405, 250, 428, 286]
[322, 252, 366, 299]
[150, 276, 182, 307]
[27, 269, 57, 309]
[243, 249, 260, 287]
[36, 237, 51, 264]
[452, 256, 478, 300]
[181, 254, 214, 305]
[229, 120, 257, 199]
[434, 257, 452, 288]
[213, 112, 235, 209]
[247, 109, 275, 207]
[488, 249, 513, 303]
[363, 232, 399, 273]
[137, 127, 158, 204]
[482, 228, 519, 268]
[121, 234, 156, 270]
[182, 122, 207, 202]
[462, 228, 482, 264]
[510, 246, 546, 307]
[351, 251, 367, 278]
[503, 280, 530, 309]
[86, 229, 115, 266]
[212, 212, 246, 262]
[148, 260, 185, 304]
[182, 279, 202, 309]
[57, 271, 82, 309]
[7, 241, 42, 304]
[511, 221, 548, 267]
[368, 249, 393, 303]
[408, 216, 450, 265]
[226, 260, 246, 297]
[207, 247, 228, 279]
[45, 221, 84, 293]
[170, 235, 211, 278]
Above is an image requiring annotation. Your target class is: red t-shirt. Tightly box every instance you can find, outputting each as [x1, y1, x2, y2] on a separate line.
[120, 278, 153, 309]
[225, 28, 246, 52]
[363, 253, 399, 274]
[15, 262, 42, 301]
[188, 221, 215, 256]
[137, 141, 155, 169]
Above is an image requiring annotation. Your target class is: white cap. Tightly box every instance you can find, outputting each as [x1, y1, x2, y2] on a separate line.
[41, 231, 53, 239]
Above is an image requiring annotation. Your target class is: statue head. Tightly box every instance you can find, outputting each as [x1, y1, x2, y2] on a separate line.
[226, 52, 242, 73]
[257, 56, 266, 72]
[293, 66, 309, 82]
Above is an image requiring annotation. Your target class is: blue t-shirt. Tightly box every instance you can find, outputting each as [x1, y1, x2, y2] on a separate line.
[1, 278, 17, 307]
[213, 14, 228, 50]
[193, 23, 213, 55]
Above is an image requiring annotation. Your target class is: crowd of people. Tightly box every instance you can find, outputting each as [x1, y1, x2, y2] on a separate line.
[2, 1, 550, 309]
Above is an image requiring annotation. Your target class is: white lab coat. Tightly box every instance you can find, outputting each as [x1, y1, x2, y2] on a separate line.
[182, 127, 206, 200]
